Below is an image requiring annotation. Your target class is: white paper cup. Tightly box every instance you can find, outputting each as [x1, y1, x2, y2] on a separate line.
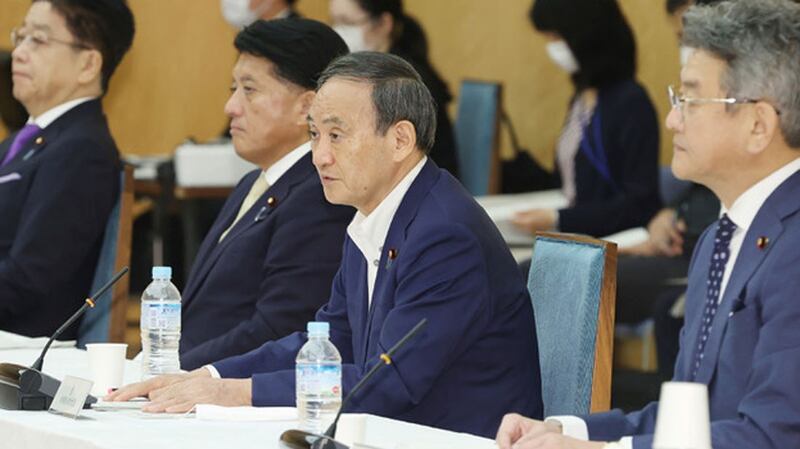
[86, 343, 128, 397]
[335, 414, 367, 447]
[653, 381, 712, 449]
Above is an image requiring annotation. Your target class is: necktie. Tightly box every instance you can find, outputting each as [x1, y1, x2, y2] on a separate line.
[691, 213, 737, 380]
[219, 174, 269, 242]
[1, 124, 41, 167]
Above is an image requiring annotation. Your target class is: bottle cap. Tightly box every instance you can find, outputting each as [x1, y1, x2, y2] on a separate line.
[307, 321, 329, 336]
[152, 266, 172, 279]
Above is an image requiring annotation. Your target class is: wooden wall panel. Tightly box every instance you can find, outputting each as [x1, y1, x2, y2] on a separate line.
[1, 0, 677, 164]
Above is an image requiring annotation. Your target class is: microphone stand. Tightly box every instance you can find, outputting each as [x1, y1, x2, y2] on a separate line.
[0, 267, 129, 411]
[280, 318, 428, 449]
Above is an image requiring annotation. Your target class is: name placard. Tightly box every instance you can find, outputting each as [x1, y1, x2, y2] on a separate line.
[48, 375, 93, 419]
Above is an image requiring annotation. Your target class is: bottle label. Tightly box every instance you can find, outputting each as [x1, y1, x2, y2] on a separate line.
[142, 303, 181, 330]
[296, 364, 341, 398]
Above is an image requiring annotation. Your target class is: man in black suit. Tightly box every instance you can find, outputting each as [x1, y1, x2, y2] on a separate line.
[179, 19, 353, 370]
[0, 0, 134, 339]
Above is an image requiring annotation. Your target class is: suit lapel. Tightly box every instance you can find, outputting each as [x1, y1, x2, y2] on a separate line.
[693, 170, 800, 384]
[182, 153, 315, 307]
[359, 159, 441, 358]
[181, 171, 256, 305]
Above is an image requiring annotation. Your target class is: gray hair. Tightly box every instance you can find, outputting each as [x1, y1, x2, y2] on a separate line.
[317, 52, 437, 154]
[682, 0, 800, 148]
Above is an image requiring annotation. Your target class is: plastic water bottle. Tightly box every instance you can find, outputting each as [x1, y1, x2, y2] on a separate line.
[140, 266, 181, 379]
[296, 322, 342, 434]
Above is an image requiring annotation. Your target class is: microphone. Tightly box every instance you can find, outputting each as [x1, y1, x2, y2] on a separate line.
[280, 318, 428, 449]
[0, 267, 129, 411]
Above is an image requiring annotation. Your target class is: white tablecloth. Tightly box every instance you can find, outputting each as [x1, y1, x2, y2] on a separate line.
[0, 348, 494, 449]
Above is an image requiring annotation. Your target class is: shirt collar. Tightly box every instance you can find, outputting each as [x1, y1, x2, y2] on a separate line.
[262, 141, 311, 186]
[722, 157, 800, 232]
[348, 156, 428, 261]
[27, 97, 96, 129]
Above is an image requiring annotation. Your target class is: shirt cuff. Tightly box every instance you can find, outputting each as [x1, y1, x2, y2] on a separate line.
[546, 416, 588, 440]
[205, 364, 221, 379]
[619, 436, 633, 449]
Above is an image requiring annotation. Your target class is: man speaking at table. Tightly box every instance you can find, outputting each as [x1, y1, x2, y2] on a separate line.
[0, 0, 133, 339]
[110, 52, 543, 438]
[496, 1, 800, 448]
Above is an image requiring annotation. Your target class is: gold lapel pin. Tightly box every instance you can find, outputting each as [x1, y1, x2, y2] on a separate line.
[388, 248, 398, 260]
[757, 236, 769, 250]
[34, 136, 44, 145]
[266, 196, 278, 207]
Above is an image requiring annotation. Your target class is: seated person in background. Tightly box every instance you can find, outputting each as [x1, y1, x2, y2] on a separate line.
[512, 0, 661, 238]
[110, 52, 543, 439]
[497, 1, 800, 448]
[221, 0, 300, 28]
[329, 0, 460, 179]
[0, 50, 27, 133]
[616, 0, 722, 380]
[0, 0, 133, 339]
[179, 19, 354, 370]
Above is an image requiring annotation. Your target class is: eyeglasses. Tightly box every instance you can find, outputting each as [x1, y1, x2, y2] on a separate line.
[668, 85, 781, 117]
[10, 27, 89, 51]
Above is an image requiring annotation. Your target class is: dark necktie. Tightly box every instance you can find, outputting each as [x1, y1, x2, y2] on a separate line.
[1, 124, 41, 167]
[691, 213, 737, 380]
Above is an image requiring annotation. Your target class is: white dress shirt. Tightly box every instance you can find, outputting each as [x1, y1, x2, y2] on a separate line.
[553, 156, 800, 448]
[262, 141, 311, 186]
[347, 157, 427, 307]
[28, 97, 96, 129]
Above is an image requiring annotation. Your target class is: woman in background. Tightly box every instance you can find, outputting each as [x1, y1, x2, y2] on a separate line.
[329, 0, 460, 179]
[512, 0, 661, 237]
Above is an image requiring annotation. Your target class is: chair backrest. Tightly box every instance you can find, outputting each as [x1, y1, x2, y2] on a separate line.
[659, 165, 692, 206]
[527, 232, 617, 416]
[454, 80, 501, 196]
[77, 164, 134, 348]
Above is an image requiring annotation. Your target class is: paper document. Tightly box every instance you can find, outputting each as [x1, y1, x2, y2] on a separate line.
[0, 330, 75, 350]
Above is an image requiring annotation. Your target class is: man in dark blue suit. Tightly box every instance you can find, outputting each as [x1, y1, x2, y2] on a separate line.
[111, 52, 543, 438]
[179, 19, 353, 370]
[496, 1, 800, 448]
[0, 0, 134, 339]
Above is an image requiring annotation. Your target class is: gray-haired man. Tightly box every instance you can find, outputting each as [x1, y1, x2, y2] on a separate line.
[497, 0, 800, 448]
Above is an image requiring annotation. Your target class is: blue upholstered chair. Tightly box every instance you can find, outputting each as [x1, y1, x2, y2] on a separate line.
[454, 80, 501, 196]
[527, 232, 617, 416]
[77, 165, 134, 348]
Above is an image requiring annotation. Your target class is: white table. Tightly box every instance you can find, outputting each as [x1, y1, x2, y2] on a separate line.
[476, 190, 649, 261]
[0, 347, 494, 449]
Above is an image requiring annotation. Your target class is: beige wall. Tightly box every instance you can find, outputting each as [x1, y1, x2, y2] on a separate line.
[0, 0, 679, 165]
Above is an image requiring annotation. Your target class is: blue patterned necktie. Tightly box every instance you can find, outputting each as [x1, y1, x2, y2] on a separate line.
[1, 124, 41, 167]
[691, 213, 737, 380]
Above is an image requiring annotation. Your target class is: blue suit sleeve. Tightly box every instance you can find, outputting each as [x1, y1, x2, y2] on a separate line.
[227, 223, 492, 413]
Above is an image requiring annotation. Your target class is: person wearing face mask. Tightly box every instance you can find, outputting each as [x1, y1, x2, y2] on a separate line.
[328, 0, 460, 179]
[221, 0, 300, 28]
[511, 0, 661, 238]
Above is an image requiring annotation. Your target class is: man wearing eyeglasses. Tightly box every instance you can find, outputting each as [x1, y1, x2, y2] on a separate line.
[0, 0, 134, 339]
[496, 1, 800, 449]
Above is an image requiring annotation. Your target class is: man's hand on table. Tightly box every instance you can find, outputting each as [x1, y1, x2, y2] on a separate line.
[104, 367, 252, 413]
[496, 413, 607, 449]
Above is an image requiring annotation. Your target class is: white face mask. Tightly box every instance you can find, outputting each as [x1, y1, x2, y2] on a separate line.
[221, 0, 262, 28]
[333, 24, 370, 53]
[679, 46, 695, 66]
[545, 40, 580, 74]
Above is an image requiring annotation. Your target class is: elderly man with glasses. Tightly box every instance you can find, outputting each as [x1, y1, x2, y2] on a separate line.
[0, 0, 134, 339]
[496, 1, 800, 448]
